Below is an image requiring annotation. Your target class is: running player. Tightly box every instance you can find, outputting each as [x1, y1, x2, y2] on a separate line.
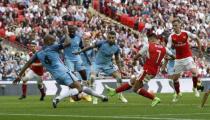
[13, 30, 108, 108]
[73, 31, 128, 104]
[105, 31, 175, 107]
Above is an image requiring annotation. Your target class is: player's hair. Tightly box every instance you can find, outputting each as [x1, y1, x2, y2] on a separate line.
[68, 25, 77, 31]
[108, 31, 116, 36]
[172, 19, 181, 24]
[43, 34, 55, 44]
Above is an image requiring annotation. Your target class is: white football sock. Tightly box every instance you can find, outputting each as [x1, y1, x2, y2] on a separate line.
[56, 88, 79, 100]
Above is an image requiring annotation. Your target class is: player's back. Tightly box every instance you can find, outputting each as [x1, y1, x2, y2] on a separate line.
[36, 44, 69, 79]
[144, 43, 166, 75]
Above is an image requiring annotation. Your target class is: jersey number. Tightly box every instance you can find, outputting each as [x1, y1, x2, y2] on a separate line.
[44, 55, 52, 65]
[156, 50, 161, 64]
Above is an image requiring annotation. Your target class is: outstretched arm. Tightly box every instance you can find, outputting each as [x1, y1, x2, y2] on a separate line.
[13, 55, 37, 84]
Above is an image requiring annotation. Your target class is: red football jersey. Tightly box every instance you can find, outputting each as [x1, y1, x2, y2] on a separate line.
[140, 43, 167, 75]
[168, 31, 196, 59]
[29, 52, 44, 76]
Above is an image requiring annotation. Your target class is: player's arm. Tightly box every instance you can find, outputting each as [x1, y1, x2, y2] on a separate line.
[31, 63, 42, 67]
[132, 44, 148, 66]
[186, 31, 203, 57]
[13, 54, 37, 84]
[73, 41, 104, 55]
[114, 50, 123, 72]
[166, 34, 172, 49]
[62, 26, 71, 48]
[166, 48, 175, 60]
[73, 45, 95, 55]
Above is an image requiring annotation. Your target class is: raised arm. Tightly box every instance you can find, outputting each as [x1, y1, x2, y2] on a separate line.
[62, 26, 71, 48]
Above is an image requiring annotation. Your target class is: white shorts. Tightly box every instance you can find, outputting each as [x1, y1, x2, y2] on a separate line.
[174, 57, 196, 74]
[22, 69, 42, 83]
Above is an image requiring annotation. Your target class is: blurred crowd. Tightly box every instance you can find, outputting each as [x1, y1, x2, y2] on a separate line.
[0, 0, 209, 81]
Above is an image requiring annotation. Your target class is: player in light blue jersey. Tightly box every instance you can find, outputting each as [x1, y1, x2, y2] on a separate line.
[63, 25, 87, 81]
[13, 32, 108, 108]
[62, 25, 92, 102]
[74, 31, 128, 104]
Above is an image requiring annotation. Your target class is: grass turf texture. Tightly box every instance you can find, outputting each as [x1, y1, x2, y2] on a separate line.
[0, 93, 210, 120]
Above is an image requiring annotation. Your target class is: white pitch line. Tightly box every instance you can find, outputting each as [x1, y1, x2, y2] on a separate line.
[127, 112, 210, 117]
[0, 102, 203, 106]
[0, 113, 203, 120]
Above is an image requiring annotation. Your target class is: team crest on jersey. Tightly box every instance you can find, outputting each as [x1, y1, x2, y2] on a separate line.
[183, 35, 187, 39]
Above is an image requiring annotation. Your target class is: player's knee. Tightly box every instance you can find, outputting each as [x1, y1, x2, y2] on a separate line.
[22, 80, 27, 84]
[130, 75, 136, 85]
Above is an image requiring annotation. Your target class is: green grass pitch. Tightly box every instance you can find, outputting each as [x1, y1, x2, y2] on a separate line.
[0, 93, 210, 120]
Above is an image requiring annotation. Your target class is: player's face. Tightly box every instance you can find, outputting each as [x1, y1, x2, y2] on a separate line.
[31, 45, 36, 52]
[173, 21, 181, 33]
[107, 34, 116, 45]
[69, 28, 76, 38]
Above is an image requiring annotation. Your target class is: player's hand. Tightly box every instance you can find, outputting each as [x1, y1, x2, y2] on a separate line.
[13, 76, 21, 85]
[72, 51, 80, 55]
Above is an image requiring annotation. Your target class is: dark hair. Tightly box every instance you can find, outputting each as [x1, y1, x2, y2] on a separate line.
[146, 28, 157, 38]
[172, 19, 181, 24]
[108, 31, 116, 36]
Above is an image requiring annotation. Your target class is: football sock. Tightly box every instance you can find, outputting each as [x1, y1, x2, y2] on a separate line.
[137, 88, 155, 100]
[174, 80, 180, 94]
[192, 76, 198, 88]
[82, 86, 105, 99]
[56, 88, 79, 100]
[22, 84, 27, 96]
[116, 83, 132, 93]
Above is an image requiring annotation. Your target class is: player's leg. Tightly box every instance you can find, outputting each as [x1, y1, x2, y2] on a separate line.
[52, 72, 82, 108]
[171, 73, 182, 102]
[76, 61, 92, 102]
[190, 68, 204, 97]
[36, 76, 46, 101]
[105, 75, 135, 96]
[90, 70, 99, 104]
[64, 60, 77, 102]
[172, 59, 185, 102]
[201, 89, 210, 107]
[187, 59, 204, 97]
[19, 70, 33, 99]
[133, 71, 160, 107]
[112, 70, 128, 103]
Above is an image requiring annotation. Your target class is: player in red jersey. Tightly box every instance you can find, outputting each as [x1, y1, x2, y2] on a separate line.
[18, 42, 46, 101]
[105, 31, 175, 107]
[167, 19, 204, 102]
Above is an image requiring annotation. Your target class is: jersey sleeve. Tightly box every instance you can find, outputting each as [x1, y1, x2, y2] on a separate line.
[165, 47, 174, 56]
[95, 40, 105, 48]
[138, 44, 149, 55]
[166, 34, 172, 48]
[184, 31, 197, 39]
